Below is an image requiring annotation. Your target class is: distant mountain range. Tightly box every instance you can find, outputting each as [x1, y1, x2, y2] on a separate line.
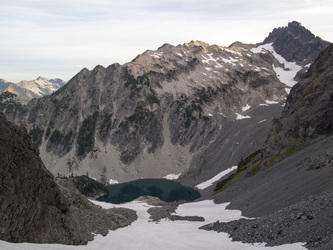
[0, 77, 66, 102]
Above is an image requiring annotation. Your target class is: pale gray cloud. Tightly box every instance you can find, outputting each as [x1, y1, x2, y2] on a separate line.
[0, 0, 332, 82]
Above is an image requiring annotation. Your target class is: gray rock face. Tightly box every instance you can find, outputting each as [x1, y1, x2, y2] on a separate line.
[0, 112, 137, 245]
[3, 22, 329, 183]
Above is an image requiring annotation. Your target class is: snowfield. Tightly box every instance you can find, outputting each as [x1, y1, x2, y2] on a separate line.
[251, 43, 302, 88]
[235, 113, 251, 120]
[195, 166, 238, 190]
[0, 199, 306, 250]
[163, 173, 181, 180]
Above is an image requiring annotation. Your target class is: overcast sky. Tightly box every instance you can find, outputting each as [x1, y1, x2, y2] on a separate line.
[1, 0, 332, 83]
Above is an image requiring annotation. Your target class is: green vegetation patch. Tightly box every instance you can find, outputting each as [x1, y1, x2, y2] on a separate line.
[77, 111, 98, 156]
[127, 105, 153, 124]
[29, 126, 44, 146]
[72, 175, 108, 198]
[176, 86, 219, 128]
[214, 149, 262, 194]
[99, 113, 113, 138]
[146, 92, 160, 107]
[49, 129, 74, 147]
[0, 91, 26, 115]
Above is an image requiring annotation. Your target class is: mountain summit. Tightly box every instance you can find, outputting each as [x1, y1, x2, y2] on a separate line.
[264, 21, 329, 70]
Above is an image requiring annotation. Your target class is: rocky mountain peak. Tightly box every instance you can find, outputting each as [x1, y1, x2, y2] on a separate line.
[288, 20, 302, 28]
[263, 21, 330, 67]
[0, 79, 9, 92]
[36, 76, 48, 81]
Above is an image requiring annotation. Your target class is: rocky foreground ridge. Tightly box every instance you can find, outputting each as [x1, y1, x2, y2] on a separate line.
[0, 112, 137, 245]
[2, 21, 329, 184]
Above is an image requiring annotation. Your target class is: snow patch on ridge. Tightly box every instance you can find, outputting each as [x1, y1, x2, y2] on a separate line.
[242, 104, 251, 112]
[235, 113, 251, 120]
[265, 100, 279, 105]
[251, 43, 302, 87]
[196, 166, 238, 190]
[221, 56, 239, 65]
[150, 52, 163, 58]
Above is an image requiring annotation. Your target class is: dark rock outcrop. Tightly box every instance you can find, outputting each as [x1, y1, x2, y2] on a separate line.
[0, 112, 137, 245]
[262, 43, 333, 167]
[264, 21, 330, 66]
[264, 21, 330, 80]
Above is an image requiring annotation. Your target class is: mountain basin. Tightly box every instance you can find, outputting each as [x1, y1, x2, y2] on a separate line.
[97, 178, 201, 204]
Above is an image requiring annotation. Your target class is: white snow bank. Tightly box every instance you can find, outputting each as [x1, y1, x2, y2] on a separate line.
[201, 53, 216, 64]
[221, 56, 239, 65]
[201, 53, 224, 68]
[150, 52, 163, 58]
[163, 173, 181, 180]
[108, 179, 119, 185]
[265, 100, 279, 105]
[236, 113, 251, 120]
[251, 43, 302, 87]
[0, 198, 306, 250]
[242, 104, 251, 112]
[195, 166, 237, 190]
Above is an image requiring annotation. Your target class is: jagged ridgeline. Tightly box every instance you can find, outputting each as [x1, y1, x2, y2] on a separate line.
[3, 21, 329, 183]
